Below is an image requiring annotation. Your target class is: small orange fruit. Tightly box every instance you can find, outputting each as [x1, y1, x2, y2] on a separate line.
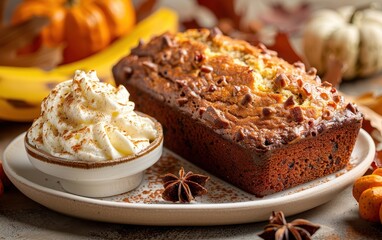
[358, 187, 382, 222]
[352, 175, 382, 202]
[372, 168, 382, 177]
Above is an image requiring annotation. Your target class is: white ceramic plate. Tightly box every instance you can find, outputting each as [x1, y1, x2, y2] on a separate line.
[3, 130, 375, 226]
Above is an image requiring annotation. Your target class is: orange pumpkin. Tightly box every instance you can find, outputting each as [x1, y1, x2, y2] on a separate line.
[373, 168, 382, 177]
[11, 0, 135, 63]
[353, 168, 382, 223]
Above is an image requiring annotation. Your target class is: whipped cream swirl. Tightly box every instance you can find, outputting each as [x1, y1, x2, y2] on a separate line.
[27, 70, 158, 161]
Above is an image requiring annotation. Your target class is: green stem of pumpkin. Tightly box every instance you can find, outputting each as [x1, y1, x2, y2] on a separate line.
[66, 0, 78, 7]
[349, 3, 378, 23]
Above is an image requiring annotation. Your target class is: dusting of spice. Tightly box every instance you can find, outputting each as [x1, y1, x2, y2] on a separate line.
[258, 211, 320, 240]
[161, 167, 209, 203]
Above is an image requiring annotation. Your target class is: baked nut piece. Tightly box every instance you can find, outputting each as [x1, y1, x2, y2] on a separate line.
[113, 28, 363, 197]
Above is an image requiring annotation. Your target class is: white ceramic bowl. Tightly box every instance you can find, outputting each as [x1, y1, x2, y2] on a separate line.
[24, 113, 163, 198]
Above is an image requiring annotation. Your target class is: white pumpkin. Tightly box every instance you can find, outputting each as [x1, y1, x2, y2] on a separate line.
[303, 5, 382, 79]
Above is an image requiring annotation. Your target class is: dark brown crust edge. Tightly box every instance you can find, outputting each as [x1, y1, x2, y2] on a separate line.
[120, 81, 362, 197]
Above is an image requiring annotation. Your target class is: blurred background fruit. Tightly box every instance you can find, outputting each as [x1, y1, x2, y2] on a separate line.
[11, 0, 136, 64]
[303, 4, 382, 80]
[0, 7, 178, 122]
[353, 168, 382, 223]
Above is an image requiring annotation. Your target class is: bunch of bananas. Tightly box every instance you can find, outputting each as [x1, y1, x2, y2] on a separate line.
[0, 8, 178, 122]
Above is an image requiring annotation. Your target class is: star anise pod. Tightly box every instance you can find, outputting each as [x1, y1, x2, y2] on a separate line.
[161, 167, 210, 203]
[258, 211, 320, 240]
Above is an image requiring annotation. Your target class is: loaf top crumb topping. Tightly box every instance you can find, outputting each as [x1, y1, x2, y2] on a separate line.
[115, 28, 362, 150]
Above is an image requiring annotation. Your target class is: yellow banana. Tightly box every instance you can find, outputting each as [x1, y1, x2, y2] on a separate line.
[0, 98, 40, 122]
[0, 8, 178, 122]
[54, 8, 178, 79]
[0, 68, 68, 102]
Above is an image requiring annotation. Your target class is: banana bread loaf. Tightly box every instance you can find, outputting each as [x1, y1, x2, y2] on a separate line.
[112, 28, 363, 197]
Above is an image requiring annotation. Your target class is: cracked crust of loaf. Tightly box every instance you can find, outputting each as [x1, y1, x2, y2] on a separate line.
[113, 28, 363, 197]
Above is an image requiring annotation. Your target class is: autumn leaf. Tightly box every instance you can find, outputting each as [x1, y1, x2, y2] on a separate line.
[342, 92, 382, 168]
[362, 118, 382, 169]
[258, 3, 311, 33]
[191, 1, 304, 64]
[267, 32, 302, 64]
[355, 93, 382, 116]
[135, 0, 157, 22]
[0, 16, 62, 69]
[196, 0, 240, 28]
[322, 55, 347, 88]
